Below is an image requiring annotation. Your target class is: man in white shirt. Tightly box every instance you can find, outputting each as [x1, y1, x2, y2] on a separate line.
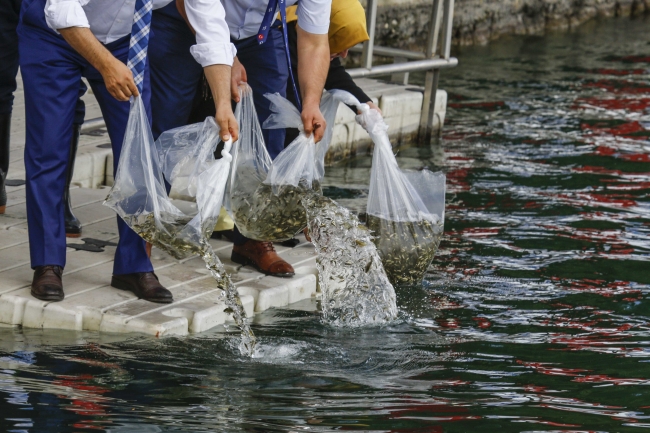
[18, 0, 236, 303]
[148, 0, 331, 278]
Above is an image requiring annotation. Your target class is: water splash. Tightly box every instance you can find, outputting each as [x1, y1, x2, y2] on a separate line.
[199, 242, 256, 356]
[129, 214, 256, 356]
[302, 194, 398, 327]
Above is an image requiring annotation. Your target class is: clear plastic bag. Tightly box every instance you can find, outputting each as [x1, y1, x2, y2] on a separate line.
[332, 91, 446, 286]
[105, 96, 232, 260]
[227, 85, 340, 242]
[104, 96, 256, 355]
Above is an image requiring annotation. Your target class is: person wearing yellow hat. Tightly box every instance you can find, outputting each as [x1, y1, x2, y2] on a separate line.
[283, 0, 381, 145]
[287, 0, 379, 103]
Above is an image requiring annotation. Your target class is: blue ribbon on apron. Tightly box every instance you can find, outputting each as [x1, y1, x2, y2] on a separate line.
[257, 0, 302, 112]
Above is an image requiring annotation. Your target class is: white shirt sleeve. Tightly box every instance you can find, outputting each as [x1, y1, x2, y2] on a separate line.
[44, 0, 90, 32]
[296, 0, 331, 35]
[185, 0, 237, 67]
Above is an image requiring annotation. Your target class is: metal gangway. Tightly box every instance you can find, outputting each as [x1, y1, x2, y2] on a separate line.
[349, 0, 457, 142]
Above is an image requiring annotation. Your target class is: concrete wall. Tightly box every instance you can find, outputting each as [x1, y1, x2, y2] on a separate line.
[368, 0, 649, 49]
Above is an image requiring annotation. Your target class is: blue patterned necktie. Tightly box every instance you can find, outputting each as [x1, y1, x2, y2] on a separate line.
[257, 0, 302, 111]
[127, 0, 154, 94]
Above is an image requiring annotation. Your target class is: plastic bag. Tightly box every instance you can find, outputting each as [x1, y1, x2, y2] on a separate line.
[104, 96, 256, 355]
[227, 85, 340, 242]
[332, 91, 446, 286]
[105, 96, 232, 259]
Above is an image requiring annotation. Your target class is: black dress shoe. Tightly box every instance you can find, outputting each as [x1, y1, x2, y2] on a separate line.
[111, 272, 173, 304]
[31, 266, 64, 302]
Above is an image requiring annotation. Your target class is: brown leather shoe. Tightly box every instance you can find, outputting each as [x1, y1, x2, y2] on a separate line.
[231, 240, 295, 278]
[31, 266, 64, 302]
[111, 272, 173, 304]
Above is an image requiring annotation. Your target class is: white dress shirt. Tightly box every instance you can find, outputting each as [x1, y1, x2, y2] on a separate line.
[44, 0, 236, 67]
[223, 0, 331, 41]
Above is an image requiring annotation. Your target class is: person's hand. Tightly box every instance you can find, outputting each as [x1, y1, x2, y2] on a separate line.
[100, 57, 139, 101]
[215, 103, 239, 142]
[231, 57, 247, 102]
[366, 101, 382, 115]
[301, 103, 326, 143]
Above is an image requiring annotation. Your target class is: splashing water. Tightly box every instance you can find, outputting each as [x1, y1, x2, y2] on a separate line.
[199, 242, 256, 356]
[302, 194, 398, 327]
[129, 214, 256, 356]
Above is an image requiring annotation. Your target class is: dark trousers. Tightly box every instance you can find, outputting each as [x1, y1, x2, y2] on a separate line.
[0, 0, 21, 115]
[19, 0, 152, 274]
[148, 7, 290, 245]
[149, 4, 289, 158]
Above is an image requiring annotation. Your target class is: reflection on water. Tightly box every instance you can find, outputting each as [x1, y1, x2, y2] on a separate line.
[1, 16, 650, 432]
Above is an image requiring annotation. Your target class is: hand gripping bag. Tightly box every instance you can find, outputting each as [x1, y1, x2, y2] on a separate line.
[331, 91, 446, 286]
[227, 85, 340, 241]
[104, 96, 233, 259]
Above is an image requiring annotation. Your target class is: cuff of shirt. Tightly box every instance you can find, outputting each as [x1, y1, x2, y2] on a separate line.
[190, 43, 237, 68]
[296, 21, 330, 35]
[44, 2, 90, 33]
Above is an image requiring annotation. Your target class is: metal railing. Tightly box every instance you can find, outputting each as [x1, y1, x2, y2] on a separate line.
[348, 0, 457, 142]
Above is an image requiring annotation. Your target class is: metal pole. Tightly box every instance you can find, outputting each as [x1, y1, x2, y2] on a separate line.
[347, 57, 457, 78]
[418, 0, 443, 142]
[390, 56, 409, 85]
[430, 0, 454, 139]
[441, 0, 454, 61]
[360, 0, 378, 70]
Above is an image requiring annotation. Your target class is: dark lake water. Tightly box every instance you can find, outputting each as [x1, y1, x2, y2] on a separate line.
[1, 15, 649, 432]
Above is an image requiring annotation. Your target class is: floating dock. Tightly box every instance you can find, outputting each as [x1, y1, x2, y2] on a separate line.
[1, 73, 447, 336]
[0, 186, 318, 336]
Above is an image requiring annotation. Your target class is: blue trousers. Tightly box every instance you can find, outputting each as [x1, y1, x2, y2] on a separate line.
[18, 0, 153, 275]
[149, 5, 289, 157]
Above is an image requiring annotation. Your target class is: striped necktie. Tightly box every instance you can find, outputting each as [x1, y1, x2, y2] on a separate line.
[127, 0, 154, 94]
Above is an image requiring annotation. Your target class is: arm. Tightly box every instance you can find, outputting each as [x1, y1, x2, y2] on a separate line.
[294, 0, 331, 143]
[58, 27, 138, 101]
[183, 0, 239, 141]
[204, 65, 238, 141]
[230, 57, 248, 103]
[296, 26, 329, 142]
[45, 0, 137, 101]
[325, 58, 381, 114]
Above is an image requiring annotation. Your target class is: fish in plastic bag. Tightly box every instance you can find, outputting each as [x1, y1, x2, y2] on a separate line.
[105, 96, 231, 258]
[104, 96, 256, 355]
[226, 84, 340, 242]
[331, 90, 446, 286]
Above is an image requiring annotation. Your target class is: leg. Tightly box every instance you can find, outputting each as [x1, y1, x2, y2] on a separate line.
[230, 28, 295, 277]
[83, 36, 153, 276]
[64, 81, 88, 236]
[231, 27, 290, 245]
[149, 6, 204, 140]
[0, 0, 21, 213]
[235, 26, 290, 160]
[19, 25, 81, 269]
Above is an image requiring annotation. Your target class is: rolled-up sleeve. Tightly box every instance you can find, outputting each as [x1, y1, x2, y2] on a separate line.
[44, 0, 90, 32]
[296, 0, 330, 34]
[185, 0, 236, 67]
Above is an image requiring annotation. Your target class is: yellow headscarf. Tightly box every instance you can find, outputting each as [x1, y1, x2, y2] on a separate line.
[285, 0, 369, 55]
